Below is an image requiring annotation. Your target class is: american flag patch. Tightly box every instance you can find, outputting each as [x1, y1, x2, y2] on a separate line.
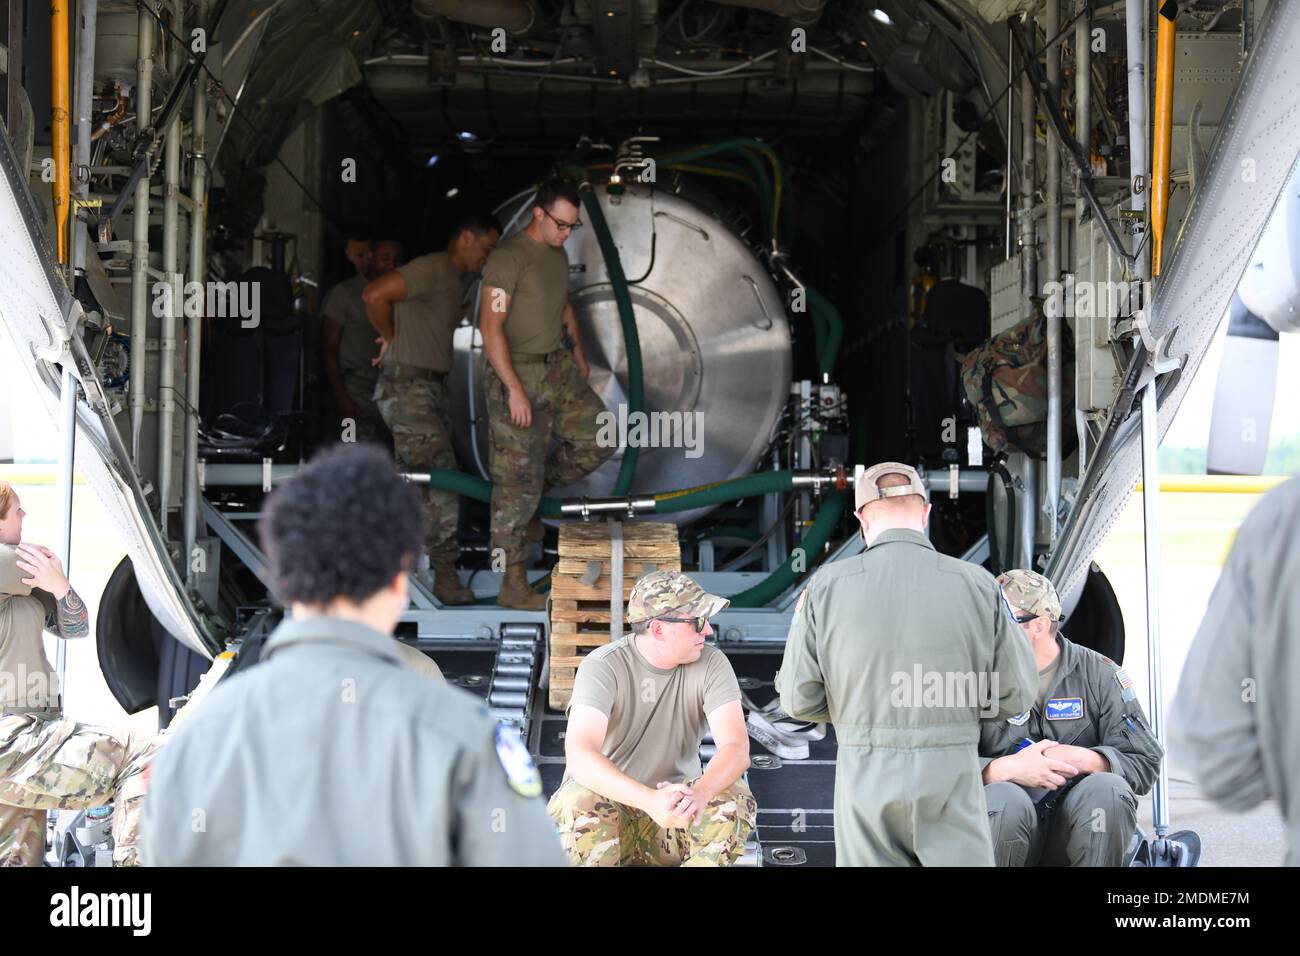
[1115, 668, 1134, 690]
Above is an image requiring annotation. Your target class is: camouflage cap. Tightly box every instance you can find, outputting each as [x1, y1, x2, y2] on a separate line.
[854, 461, 929, 510]
[996, 569, 1063, 621]
[627, 570, 730, 624]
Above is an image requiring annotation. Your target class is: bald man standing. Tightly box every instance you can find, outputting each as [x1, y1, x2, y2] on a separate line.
[776, 462, 1036, 866]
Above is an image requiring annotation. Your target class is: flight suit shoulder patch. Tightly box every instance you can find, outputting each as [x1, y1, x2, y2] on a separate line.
[494, 723, 542, 799]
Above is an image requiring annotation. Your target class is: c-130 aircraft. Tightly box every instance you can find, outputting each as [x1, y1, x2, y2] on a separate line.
[1, 0, 1295, 867]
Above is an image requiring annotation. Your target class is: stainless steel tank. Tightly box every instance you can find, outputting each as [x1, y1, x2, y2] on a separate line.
[450, 183, 792, 524]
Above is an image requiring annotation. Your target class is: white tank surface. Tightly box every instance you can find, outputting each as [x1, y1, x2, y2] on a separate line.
[450, 184, 793, 524]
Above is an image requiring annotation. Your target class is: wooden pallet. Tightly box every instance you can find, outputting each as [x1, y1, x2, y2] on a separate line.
[547, 521, 681, 710]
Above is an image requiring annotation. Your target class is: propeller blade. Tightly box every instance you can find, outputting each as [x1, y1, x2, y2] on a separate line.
[1207, 296, 1280, 476]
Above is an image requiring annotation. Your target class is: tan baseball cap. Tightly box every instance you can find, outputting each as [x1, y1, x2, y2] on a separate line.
[854, 461, 929, 511]
[627, 570, 730, 624]
[996, 569, 1064, 621]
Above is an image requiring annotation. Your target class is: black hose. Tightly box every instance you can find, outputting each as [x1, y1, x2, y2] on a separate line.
[986, 460, 1016, 573]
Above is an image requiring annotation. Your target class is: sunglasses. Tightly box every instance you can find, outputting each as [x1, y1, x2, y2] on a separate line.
[1000, 593, 1040, 625]
[542, 207, 583, 232]
[658, 616, 709, 633]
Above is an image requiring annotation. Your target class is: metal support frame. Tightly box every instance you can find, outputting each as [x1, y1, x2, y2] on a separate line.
[1010, 17, 1133, 270]
[1019, 32, 1037, 322]
[157, 0, 184, 537]
[1074, 0, 1091, 465]
[103, 0, 232, 229]
[127, 8, 154, 464]
[1043, 0, 1063, 545]
[52, 365, 77, 697]
[1138, 379, 1169, 840]
[72, 0, 98, 278]
[199, 498, 273, 593]
[183, 0, 209, 584]
[2, 0, 25, 134]
[1126, 0, 1149, 255]
[1005, 21, 1015, 260]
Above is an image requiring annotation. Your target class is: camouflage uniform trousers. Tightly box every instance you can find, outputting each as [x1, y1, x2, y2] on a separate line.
[341, 366, 390, 446]
[0, 714, 157, 867]
[374, 367, 461, 562]
[547, 777, 757, 867]
[486, 350, 614, 563]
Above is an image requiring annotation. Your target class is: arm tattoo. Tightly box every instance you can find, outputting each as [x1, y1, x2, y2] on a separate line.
[56, 588, 90, 639]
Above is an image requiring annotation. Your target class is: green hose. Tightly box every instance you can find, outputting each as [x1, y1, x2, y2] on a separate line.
[424, 468, 849, 606]
[651, 471, 796, 513]
[426, 468, 563, 516]
[654, 138, 782, 239]
[804, 286, 844, 377]
[726, 492, 849, 608]
[579, 186, 644, 497]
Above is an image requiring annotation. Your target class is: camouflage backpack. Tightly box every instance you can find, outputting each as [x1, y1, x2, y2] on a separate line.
[959, 312, 1075, 458]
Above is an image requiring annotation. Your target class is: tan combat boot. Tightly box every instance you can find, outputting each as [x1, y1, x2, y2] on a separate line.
[431, 558, 475, 605]
[498, 562, 547, 610]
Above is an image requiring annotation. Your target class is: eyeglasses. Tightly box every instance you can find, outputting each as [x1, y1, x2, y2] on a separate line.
[542, 207, 583, 232]
[657, 616, 708, 633]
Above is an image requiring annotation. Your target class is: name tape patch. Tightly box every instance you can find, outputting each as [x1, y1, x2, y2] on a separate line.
[1045, 697, 1084, 720]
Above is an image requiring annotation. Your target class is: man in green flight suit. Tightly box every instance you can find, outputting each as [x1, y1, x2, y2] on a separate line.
[982, 570, 1163, 866]
[777, 462, 1037, 866]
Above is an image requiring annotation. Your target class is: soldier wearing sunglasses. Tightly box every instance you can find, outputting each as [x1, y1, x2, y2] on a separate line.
[548, 570, 757, 866]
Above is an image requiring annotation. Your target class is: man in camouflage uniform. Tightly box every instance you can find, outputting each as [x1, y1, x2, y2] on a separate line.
[365, 213, 500, 605]
[981, 570, 1163, 866]
[321, 229, 390, 446]
[548, 570, 756, 866]
[0, 481, 156, 866]
[478, 178, 614, 609]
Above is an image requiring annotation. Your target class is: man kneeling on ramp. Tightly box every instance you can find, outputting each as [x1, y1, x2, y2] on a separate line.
[548, 570, 756, 866]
